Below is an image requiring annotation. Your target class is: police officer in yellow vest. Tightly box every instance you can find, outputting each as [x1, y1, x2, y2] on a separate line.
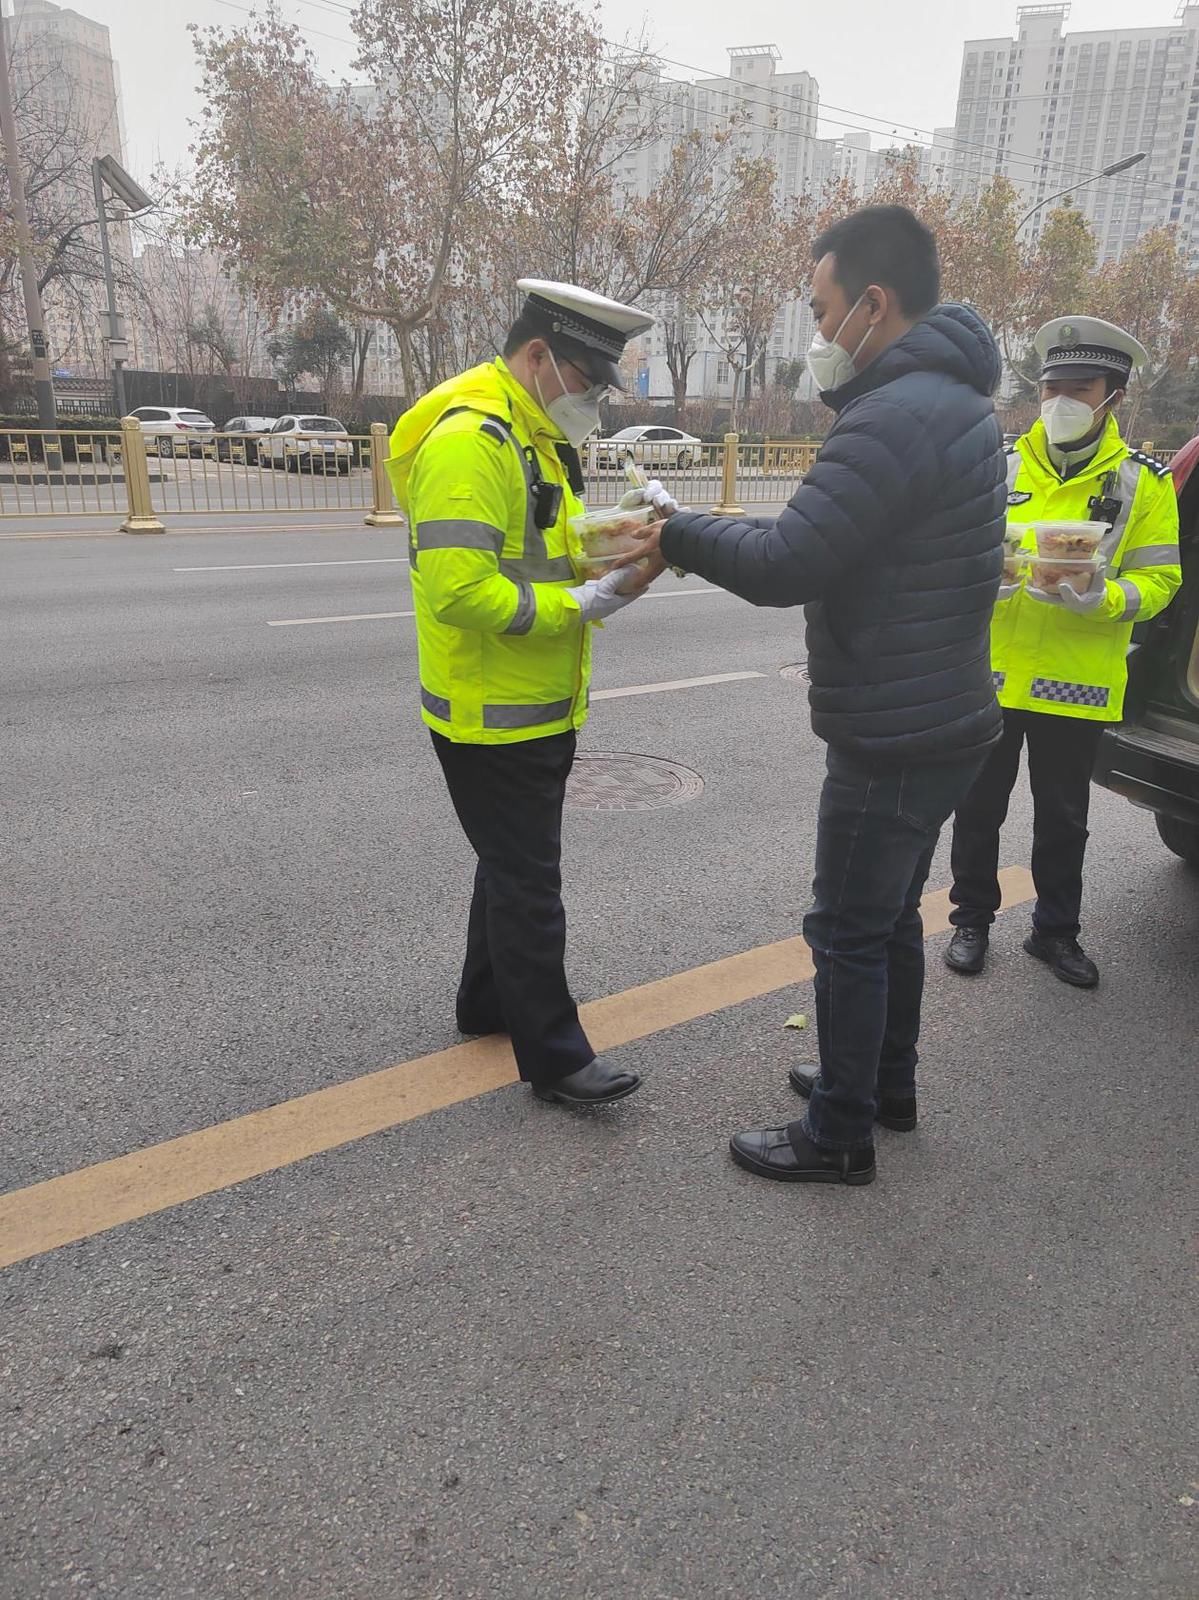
[946, 316, 1181, 988]
[386, 280, 657, 1105]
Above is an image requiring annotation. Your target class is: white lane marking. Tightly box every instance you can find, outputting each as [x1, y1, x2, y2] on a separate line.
[265, 585, 724, 628]
[592, 671, 763, 701]
[640, 586, 724, 599]
[175, 557, 409, 572]
[267, 610, 415, 627]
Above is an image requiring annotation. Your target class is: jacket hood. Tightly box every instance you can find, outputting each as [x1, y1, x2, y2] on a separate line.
[825, 302, 1002, 413]
[385, 357, 561, 511]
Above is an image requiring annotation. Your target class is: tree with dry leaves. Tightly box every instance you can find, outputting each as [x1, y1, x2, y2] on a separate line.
[187, 0, 597, 399]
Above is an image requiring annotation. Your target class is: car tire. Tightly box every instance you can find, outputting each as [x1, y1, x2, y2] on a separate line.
[157, 437, 172, 457]
[676, 449, 693, 469]
[287, 455, 299, 473]
[1154, 812, 1199, 867]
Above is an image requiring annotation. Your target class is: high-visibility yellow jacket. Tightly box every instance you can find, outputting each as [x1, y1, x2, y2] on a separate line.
[386, 358, 590, 745]
[994, 415, 1181, 722]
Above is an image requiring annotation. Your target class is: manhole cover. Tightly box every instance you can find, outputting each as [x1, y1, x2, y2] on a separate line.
[779, 662, 810, 682]
[566, 752, 704, 812]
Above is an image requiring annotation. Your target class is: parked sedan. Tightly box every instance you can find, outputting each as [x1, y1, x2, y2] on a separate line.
[260, 415, 354, 473]
[218, 416, 277, 463]
[128, 405, 217, 456]
[593, 425, 701, 470]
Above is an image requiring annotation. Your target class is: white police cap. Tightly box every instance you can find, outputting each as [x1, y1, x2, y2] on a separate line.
[516, 279, 655, 390]
[1034, 315, 1149, 386]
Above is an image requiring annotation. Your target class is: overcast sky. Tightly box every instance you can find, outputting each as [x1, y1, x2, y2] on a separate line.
[55, 0, 1180, 182]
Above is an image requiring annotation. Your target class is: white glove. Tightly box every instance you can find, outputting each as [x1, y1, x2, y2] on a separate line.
[1057, 571, 1108, 614]
[618, 478, 680, 518]
[567, 566, 640, 623]
[996, 581, 1021, 602]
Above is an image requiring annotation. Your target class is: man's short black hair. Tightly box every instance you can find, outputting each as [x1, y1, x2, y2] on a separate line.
[813, 205, 940, 317]
[503, 310, 593, 374]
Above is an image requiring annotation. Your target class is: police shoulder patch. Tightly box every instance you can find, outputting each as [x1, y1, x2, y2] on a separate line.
[1129, 449, 1171, 478]
[479, 417, 510, 446]
[1007, 490, 1032, 506]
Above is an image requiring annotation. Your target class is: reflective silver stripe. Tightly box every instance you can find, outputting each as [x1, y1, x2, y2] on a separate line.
[1005, 453, 1021, 492]
[483, 697, 574, 729]
[504, 580, 536, 636]
[1119, 542, 1178, 572]
[416, 518, 503, 553]
[1029, 676, 1110, 708]
[1116, 578, 1142, 621]
[992, 670, 1006, 691]
[421, 686, 451, 720]
[1097, 459, 1142, 565]
[500, 554, 574, 583]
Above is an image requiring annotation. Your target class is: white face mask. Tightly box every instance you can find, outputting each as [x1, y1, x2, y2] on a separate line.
[1041, 392, 1116, 449]
[535, 350, 607, 448]
[806, 293, 875, 394]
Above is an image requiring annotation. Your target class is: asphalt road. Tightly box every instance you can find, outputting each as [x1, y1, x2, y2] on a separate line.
[2, 521, 1196, 1600]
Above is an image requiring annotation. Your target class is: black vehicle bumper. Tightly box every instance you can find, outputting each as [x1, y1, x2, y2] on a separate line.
[1093, 723, 1199, 826]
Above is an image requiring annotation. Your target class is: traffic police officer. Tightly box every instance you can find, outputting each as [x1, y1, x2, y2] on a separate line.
[946, 316, 1182, 987]
[386, 280, 656, 1104]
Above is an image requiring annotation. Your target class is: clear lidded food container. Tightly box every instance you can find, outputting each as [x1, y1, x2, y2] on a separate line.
[569, 504, 656, 575]
[1028, 552, 1105, 596]
[1034, 520, 1107, 559]
[1002, 525, 1029, 585]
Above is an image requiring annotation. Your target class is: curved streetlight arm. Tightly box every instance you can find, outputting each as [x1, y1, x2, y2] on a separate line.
[1017, 151, 1147, 233]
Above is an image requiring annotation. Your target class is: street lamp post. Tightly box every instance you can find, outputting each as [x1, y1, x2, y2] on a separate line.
[92, 154, 153, 419]
[1017, 151, 1148, 234]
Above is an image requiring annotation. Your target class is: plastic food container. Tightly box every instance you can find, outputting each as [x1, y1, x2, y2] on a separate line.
[1002, 527, 1028, 585]
[1028, 553, 1105, 596]
[569, 504, 656, 574]
[1034, 520, 1106, 559]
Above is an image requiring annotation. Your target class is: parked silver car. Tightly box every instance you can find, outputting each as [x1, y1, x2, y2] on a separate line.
[218, 416, 277, 463]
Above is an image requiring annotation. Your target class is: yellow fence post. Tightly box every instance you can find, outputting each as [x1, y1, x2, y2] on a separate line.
[118, 415, 164, 534]
[364, 421, 403, 526]
[710, 431, 744, 516]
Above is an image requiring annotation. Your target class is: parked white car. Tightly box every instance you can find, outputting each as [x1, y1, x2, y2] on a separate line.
[260, 414, 354, 473]
[593, 425, 701, 470]
[128, 405, 217, 456]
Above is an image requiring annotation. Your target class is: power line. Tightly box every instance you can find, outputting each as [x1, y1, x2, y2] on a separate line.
[198, 1, 1188, 204]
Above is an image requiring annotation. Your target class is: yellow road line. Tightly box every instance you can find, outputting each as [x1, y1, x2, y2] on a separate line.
[0, 868, 1035, 1271]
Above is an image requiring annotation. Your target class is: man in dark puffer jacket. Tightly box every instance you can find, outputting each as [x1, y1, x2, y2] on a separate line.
[625, 206, 1005, 1188]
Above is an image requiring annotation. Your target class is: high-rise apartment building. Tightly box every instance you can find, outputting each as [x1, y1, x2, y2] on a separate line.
[10, 0, 129, 376]
[622, 46, 822, 402]
[948, 3, 1199, 260]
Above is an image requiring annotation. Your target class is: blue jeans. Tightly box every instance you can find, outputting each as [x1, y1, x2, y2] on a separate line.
[802, 746, 985, 1151]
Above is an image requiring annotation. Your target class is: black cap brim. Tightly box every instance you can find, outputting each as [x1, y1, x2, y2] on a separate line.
[1040, 357, 1132, 385]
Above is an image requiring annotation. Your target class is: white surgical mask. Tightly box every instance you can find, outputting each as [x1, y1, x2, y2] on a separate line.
[806, 294, 875, 394]
[1041, 392, 1115, 449]
[535, 350, 606, 448]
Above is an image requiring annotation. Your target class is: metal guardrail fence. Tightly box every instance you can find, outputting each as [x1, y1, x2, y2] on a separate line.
[0, 419, 1179, 532]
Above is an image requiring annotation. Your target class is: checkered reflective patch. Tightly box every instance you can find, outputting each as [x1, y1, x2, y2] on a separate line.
[1030, 677, 1109, 708]
[992, 670, 1006, 691]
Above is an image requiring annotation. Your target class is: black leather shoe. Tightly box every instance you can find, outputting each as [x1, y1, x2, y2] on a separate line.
[729, 1123, 875, 1185]
[1023, 932, 1099, 989]
[788, 1067, 917, 1132]
[531, 1059, 641, 1106]
[945, 926, 988, 974]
